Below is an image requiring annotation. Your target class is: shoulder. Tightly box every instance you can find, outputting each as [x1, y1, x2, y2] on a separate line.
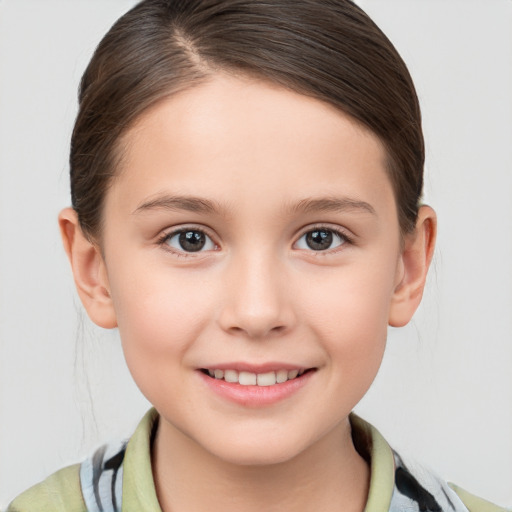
[6, 409, 158, 512]
[392, 451, 509, 512]
[6, 464, 86, 512]
[391, 450, 509, 512]
[449, 484, 510, 512]
[349, 414, 509, 512]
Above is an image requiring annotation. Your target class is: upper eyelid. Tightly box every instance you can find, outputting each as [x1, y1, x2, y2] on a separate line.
[293, 225, 354, 252]
[161, 224, 216, 239]
[295, 223, 353, 240]
[158, 225, 218, 251]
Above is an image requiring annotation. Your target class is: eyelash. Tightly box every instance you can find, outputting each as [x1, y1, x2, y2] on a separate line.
[156, 225, 354, 257]
[157, 227, 217, 257]
[294, 225, 354, 254]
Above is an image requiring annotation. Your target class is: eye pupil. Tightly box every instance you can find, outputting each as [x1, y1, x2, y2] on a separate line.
[179, 231, 205, 252]
[306, 230, 333, 250]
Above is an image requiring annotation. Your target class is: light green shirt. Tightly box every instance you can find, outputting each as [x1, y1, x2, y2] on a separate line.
[7, 409, 507, 512]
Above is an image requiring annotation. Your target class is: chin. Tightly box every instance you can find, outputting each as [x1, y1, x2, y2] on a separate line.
[200, 429, 313, 467]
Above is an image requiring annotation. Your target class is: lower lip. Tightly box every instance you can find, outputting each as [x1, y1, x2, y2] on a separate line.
[198, 370, 315, 407]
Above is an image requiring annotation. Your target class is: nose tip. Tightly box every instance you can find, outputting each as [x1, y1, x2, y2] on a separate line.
[217, 259, 295, 340]
[219, 289, 293, 339]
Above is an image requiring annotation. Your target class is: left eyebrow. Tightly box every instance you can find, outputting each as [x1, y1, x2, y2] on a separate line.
[289, 197, 377, 216]
[133, 195, 224, 215]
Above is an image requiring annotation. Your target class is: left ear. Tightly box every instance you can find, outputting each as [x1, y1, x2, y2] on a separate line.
[388, 205, 437, 327]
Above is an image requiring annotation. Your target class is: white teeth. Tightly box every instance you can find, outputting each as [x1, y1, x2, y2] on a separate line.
[207, 368, 306, 386]
[257, 371, 277, 386]
[288, 369, 299, 380]
[276, 369, 288, 383]
[224, 369, 238, 383]
[239, 371, 257, 385]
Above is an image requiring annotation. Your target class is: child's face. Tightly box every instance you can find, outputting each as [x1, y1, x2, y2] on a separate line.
[98, 74, 406, 465]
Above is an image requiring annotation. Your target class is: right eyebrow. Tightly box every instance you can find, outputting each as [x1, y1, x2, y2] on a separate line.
[132, 195, 223, 215]
[290, 196, 377, 216]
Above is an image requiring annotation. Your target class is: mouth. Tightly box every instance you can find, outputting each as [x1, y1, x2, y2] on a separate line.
[200, 368, 314, 386]
[198, 365, 317, 406]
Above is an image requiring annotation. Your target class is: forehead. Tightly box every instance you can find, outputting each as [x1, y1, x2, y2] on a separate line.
[109, 74, 395, 219]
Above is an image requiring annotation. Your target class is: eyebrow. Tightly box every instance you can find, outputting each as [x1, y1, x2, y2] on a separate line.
[133, 195, 223, 215]
[133, 194, 376, 217]
[290, 197, 376, 216]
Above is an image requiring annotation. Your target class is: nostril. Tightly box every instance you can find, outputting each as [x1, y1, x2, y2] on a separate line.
[226, 323, 288, 338]
[217, 284, 296, 339]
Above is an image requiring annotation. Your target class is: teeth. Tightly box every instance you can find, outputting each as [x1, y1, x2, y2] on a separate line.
[276, 369, 288, 383]
[257, 371, 276, 386]
[239, 371, 257, 385]
[288, 369, 298, 380]
[224, 369, 238, 383]
[206, 368, 306, 386]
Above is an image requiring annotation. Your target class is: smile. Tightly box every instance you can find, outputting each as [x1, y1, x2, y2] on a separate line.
[199, 366, 316, 406]
[203, 368, 307, 386]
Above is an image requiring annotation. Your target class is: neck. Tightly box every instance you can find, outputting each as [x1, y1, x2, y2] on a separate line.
[152, 417, 370, 512]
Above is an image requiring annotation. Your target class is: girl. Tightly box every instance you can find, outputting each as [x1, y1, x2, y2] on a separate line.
[6, 1, 508, 511]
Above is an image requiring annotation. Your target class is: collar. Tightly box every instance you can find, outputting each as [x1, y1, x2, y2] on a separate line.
[120, 409, 396, 512]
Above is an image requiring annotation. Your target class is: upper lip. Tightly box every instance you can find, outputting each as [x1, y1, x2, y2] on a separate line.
[199, 362, 311, 373]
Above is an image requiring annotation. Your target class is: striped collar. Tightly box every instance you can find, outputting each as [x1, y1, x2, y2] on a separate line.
[80, 409, 469, 512]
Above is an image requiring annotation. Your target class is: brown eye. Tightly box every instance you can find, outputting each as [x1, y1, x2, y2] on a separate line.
[306, 230, 332, 250]
[295, 228, 346, 251]
[165, 229, 215, 253]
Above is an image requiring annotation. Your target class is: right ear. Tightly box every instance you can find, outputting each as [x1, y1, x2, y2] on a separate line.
[58, 207, 117, 329]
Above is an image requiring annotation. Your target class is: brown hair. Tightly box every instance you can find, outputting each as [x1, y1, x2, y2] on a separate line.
[71, 0, 423, 239]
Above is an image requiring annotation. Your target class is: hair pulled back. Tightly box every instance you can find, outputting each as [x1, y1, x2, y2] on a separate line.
[71, 0, 424, 239]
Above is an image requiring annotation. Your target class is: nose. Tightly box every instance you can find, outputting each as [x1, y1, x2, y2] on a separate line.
[217, 252, 296, 339]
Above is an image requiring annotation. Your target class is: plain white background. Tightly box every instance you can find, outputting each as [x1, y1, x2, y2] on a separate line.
[1, 0, 511, 507]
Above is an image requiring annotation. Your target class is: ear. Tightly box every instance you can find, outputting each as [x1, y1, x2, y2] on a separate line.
[58, 207, 117, 329]
[388, 205, 437, 327]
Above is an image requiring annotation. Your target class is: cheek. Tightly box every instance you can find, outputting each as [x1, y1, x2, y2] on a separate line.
[298, 254, 396, 323]
[107, 260, 217, 379]
[294, 255, 397, 368]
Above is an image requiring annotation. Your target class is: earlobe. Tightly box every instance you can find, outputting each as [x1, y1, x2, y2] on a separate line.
[58, 207, 117, 329]
[388, 205, 437, 327]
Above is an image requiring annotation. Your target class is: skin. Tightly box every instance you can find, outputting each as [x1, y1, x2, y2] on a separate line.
[60, 74, 436, 512]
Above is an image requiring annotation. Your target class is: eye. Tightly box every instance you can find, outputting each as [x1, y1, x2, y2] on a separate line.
[295, 228, 347, 251]
[163, 229, 216, 253]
